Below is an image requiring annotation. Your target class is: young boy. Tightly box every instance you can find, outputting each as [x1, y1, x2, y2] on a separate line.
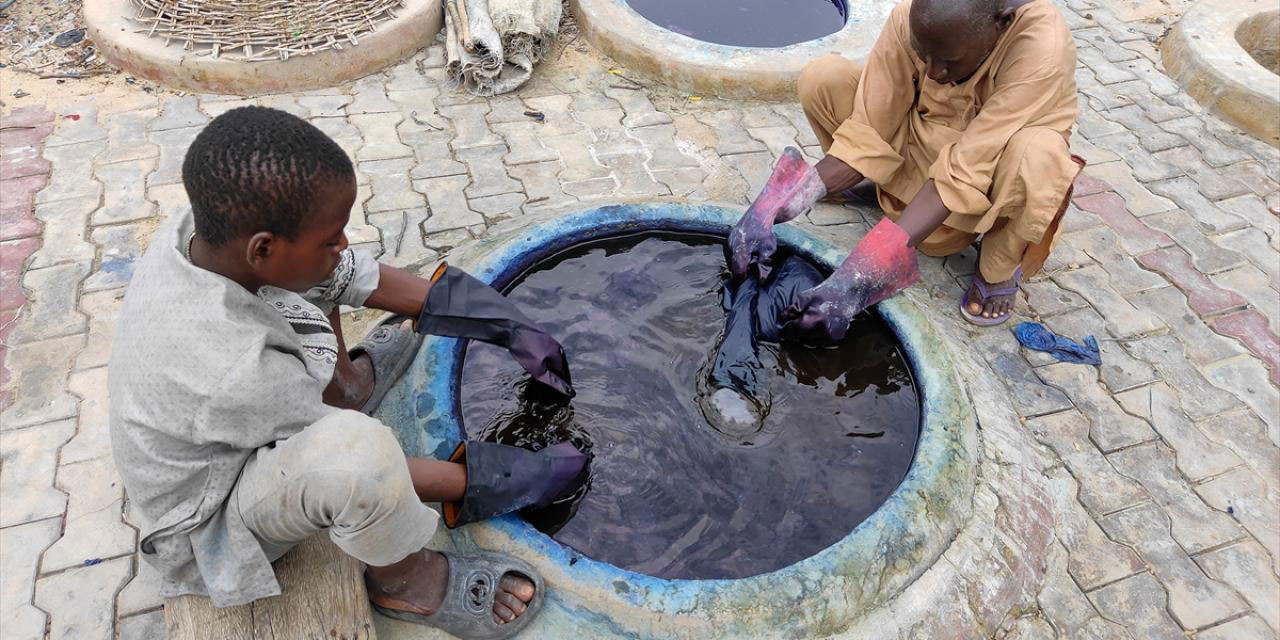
[109, 106, 579, 636]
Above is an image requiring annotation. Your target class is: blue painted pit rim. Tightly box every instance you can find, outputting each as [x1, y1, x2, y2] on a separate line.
[375, 203, 975, 632]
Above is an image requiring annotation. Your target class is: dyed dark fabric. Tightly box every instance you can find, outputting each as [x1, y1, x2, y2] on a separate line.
[710, 257, 823, 394]
[417, 265, 575, 397]
[1013, 322, 1101, 366]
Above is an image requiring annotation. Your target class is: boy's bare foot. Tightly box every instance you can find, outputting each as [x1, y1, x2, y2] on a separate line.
[366, 550, 536, 625]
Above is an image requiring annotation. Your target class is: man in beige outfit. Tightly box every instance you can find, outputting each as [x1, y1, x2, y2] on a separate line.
[733, 0, 1082, 335]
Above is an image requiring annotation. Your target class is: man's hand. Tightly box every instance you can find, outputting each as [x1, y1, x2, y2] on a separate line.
[728, 147, 827, 281]
[780, 219, 921, 344]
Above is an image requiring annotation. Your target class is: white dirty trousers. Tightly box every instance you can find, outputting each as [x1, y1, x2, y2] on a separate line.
[232, 411, 440, 567]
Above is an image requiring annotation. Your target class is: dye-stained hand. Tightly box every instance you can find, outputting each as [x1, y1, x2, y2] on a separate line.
[728, 147, 827, 281]
[780, 219, 920, 344]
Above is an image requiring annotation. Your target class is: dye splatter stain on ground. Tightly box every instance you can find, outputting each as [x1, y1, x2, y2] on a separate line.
[460, 234, 920, 580]
[626, 0, 847, 48]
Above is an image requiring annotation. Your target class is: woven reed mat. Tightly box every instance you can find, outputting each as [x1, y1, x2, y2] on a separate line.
[130, 0, 406, 62]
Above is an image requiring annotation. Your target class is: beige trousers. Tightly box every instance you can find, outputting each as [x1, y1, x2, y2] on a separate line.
[233, 410, 439, 567]
[797, 54, 1080, 282]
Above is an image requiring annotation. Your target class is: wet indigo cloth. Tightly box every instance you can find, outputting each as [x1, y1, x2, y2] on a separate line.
[710, 257, 823, 394]
[1013, 321, 1101, 366]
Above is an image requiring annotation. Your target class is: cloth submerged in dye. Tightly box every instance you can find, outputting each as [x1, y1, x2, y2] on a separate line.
[1013, 321, 1101, 365]
[710, 257, 823, 394]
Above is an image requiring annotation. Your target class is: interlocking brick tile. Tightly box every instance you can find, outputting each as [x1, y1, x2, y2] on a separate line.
[1144, 210, 1247, 274]
[1136, 247, 1246, 315]
[1144, 383, 1243, 480]
[1081, 161, 1175, 216]
[456, 144, 523, 198]
[0, 174, 47, 242]
[1219, 161, 1280, 198]
[145, 126, 200, 187]
[1212, 310, 1280, 385]
[1072, 191, 1172, 253]
[1022, 278, 1089, 316]
[1071, 172, 1110, 197]
[1088, 131, 1181, 182]
[508, 161, 577, 214]
[9, 262, 90, 345]
[367, 209, 432, 268]
[1151, 146, 1252, 202]
[1064, 227, 1167, 294]
[1107, 442, 1242, 553]
[1158, 117, 1251, 167]
[297, 94, 352, 118]
[1036, 362, 1155, 450]
[0, 518, 60, 639]
[1026, 411, 1148, 514]
[970, 330, 1072, 417]
[1197, 409, 1280, 495]
[1197, 466, 1280, 573]
[468, 193, 526, 224]
[75, 289, 124, 371]
[1195, 540, 1280, 629]
[96, 110, 158, 166]
[1043, 468, 1143, 590]
[150, 96, 208, 132]
[1053, 265, 1165, 338]
[1217, 194, 1280, 241]
[1131, 286, 1246, 366]
[44, 103, 107, 148]
[1042, 306, 1157, 392]
[42, 456, 136, 572]
[1037, 542, 1133, 639]
[0, 237, 37, 312]
[1203, 357, 1280, 448]
[1198, 614, 1275, 640]
[1218, 228, 1279, 289]
[1087, 572, 1184, 640]
[1, 119, 54, 181]
[439, 103, 502, 150]
[34, 555, 131, 640]
[0, 420, 74, 526]
[1106, 81, 1191, 122]
[604, 87, 672, 129]
[415, 175, 484, 233]
[1210, 265, 1279, 334]
[360, 158, 426, 213]
[118, 610, 164, 640]
[694, 110, 767, 156]
[1075, 106, 1128, 140]
[1099, 502, 1247, 630]
[36, 141, 105, 204]
[350, 112, 412, 161]
[541, 133, 610, 182]
[1125, 334, 1242, 420]
[1147, 178, 1249, 234]
[1077, 47, 1136, 84]
[1098, 105, 1185, 152]
[94, 159, 158, 225]
[346, 76, 398, 115]
[0, 334, 85, 430]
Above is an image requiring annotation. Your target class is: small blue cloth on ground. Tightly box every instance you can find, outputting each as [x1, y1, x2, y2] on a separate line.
[1013, 322, 1102, 366]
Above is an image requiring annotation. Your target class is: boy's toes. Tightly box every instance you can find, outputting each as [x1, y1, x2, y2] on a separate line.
[500, 573, 536, 602]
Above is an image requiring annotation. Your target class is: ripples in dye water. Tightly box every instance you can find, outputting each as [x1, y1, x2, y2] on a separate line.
[460, 234, 919, 579]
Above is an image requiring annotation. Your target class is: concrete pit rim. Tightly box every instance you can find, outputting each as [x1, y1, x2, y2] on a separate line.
[374, 203, 980, 637]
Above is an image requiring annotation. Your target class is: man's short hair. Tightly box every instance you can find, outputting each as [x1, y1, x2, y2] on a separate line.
[181, 106, 354, 246]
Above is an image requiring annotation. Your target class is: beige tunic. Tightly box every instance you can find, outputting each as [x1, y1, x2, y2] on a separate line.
[828, 0, 1079, 244]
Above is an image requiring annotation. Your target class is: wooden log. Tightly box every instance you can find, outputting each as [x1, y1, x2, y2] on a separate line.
[165, 534, 376, 640]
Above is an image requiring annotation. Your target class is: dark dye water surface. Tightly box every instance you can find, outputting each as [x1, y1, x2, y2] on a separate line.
[627, 0, 847, 48]
[459, 234, 919, 580]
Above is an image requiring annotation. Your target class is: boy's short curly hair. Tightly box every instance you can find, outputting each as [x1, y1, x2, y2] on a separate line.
[181, 106, 354, 246]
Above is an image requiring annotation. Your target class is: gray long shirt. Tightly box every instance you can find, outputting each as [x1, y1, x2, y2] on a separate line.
[108, 212, 380, 607]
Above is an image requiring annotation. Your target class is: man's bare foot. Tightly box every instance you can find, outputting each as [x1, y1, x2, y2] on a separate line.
[366, 550, 536, 625]
[964, 274, 1016, 319]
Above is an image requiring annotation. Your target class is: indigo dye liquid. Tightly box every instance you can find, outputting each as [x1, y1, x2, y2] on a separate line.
[460, 234, 919, 579]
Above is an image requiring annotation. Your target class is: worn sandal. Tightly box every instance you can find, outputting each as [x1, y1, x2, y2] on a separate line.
[959, 267, 1022, 327]
[351, 315, 423, 415]
[371, 550, 545, 639]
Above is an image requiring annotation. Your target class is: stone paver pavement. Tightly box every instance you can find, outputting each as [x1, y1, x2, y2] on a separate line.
[1, 0, 1277, 638]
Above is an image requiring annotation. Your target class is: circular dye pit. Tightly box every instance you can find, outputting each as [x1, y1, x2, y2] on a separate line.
[626, 0, 847, 48]
[460, 233, 919, 580]
[374, 204, 979, 638]
[569, 0, 896, 99]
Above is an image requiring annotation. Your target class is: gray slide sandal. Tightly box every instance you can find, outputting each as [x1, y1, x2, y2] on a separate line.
[352, 315, 423, 415]
[372, 550, 545, 639]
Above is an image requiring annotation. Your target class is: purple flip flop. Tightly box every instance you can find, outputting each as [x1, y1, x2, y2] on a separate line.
[959, 267, 1022, 327]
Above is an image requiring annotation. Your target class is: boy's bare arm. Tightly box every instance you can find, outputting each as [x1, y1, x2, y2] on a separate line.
[364, 264, 434, 318]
